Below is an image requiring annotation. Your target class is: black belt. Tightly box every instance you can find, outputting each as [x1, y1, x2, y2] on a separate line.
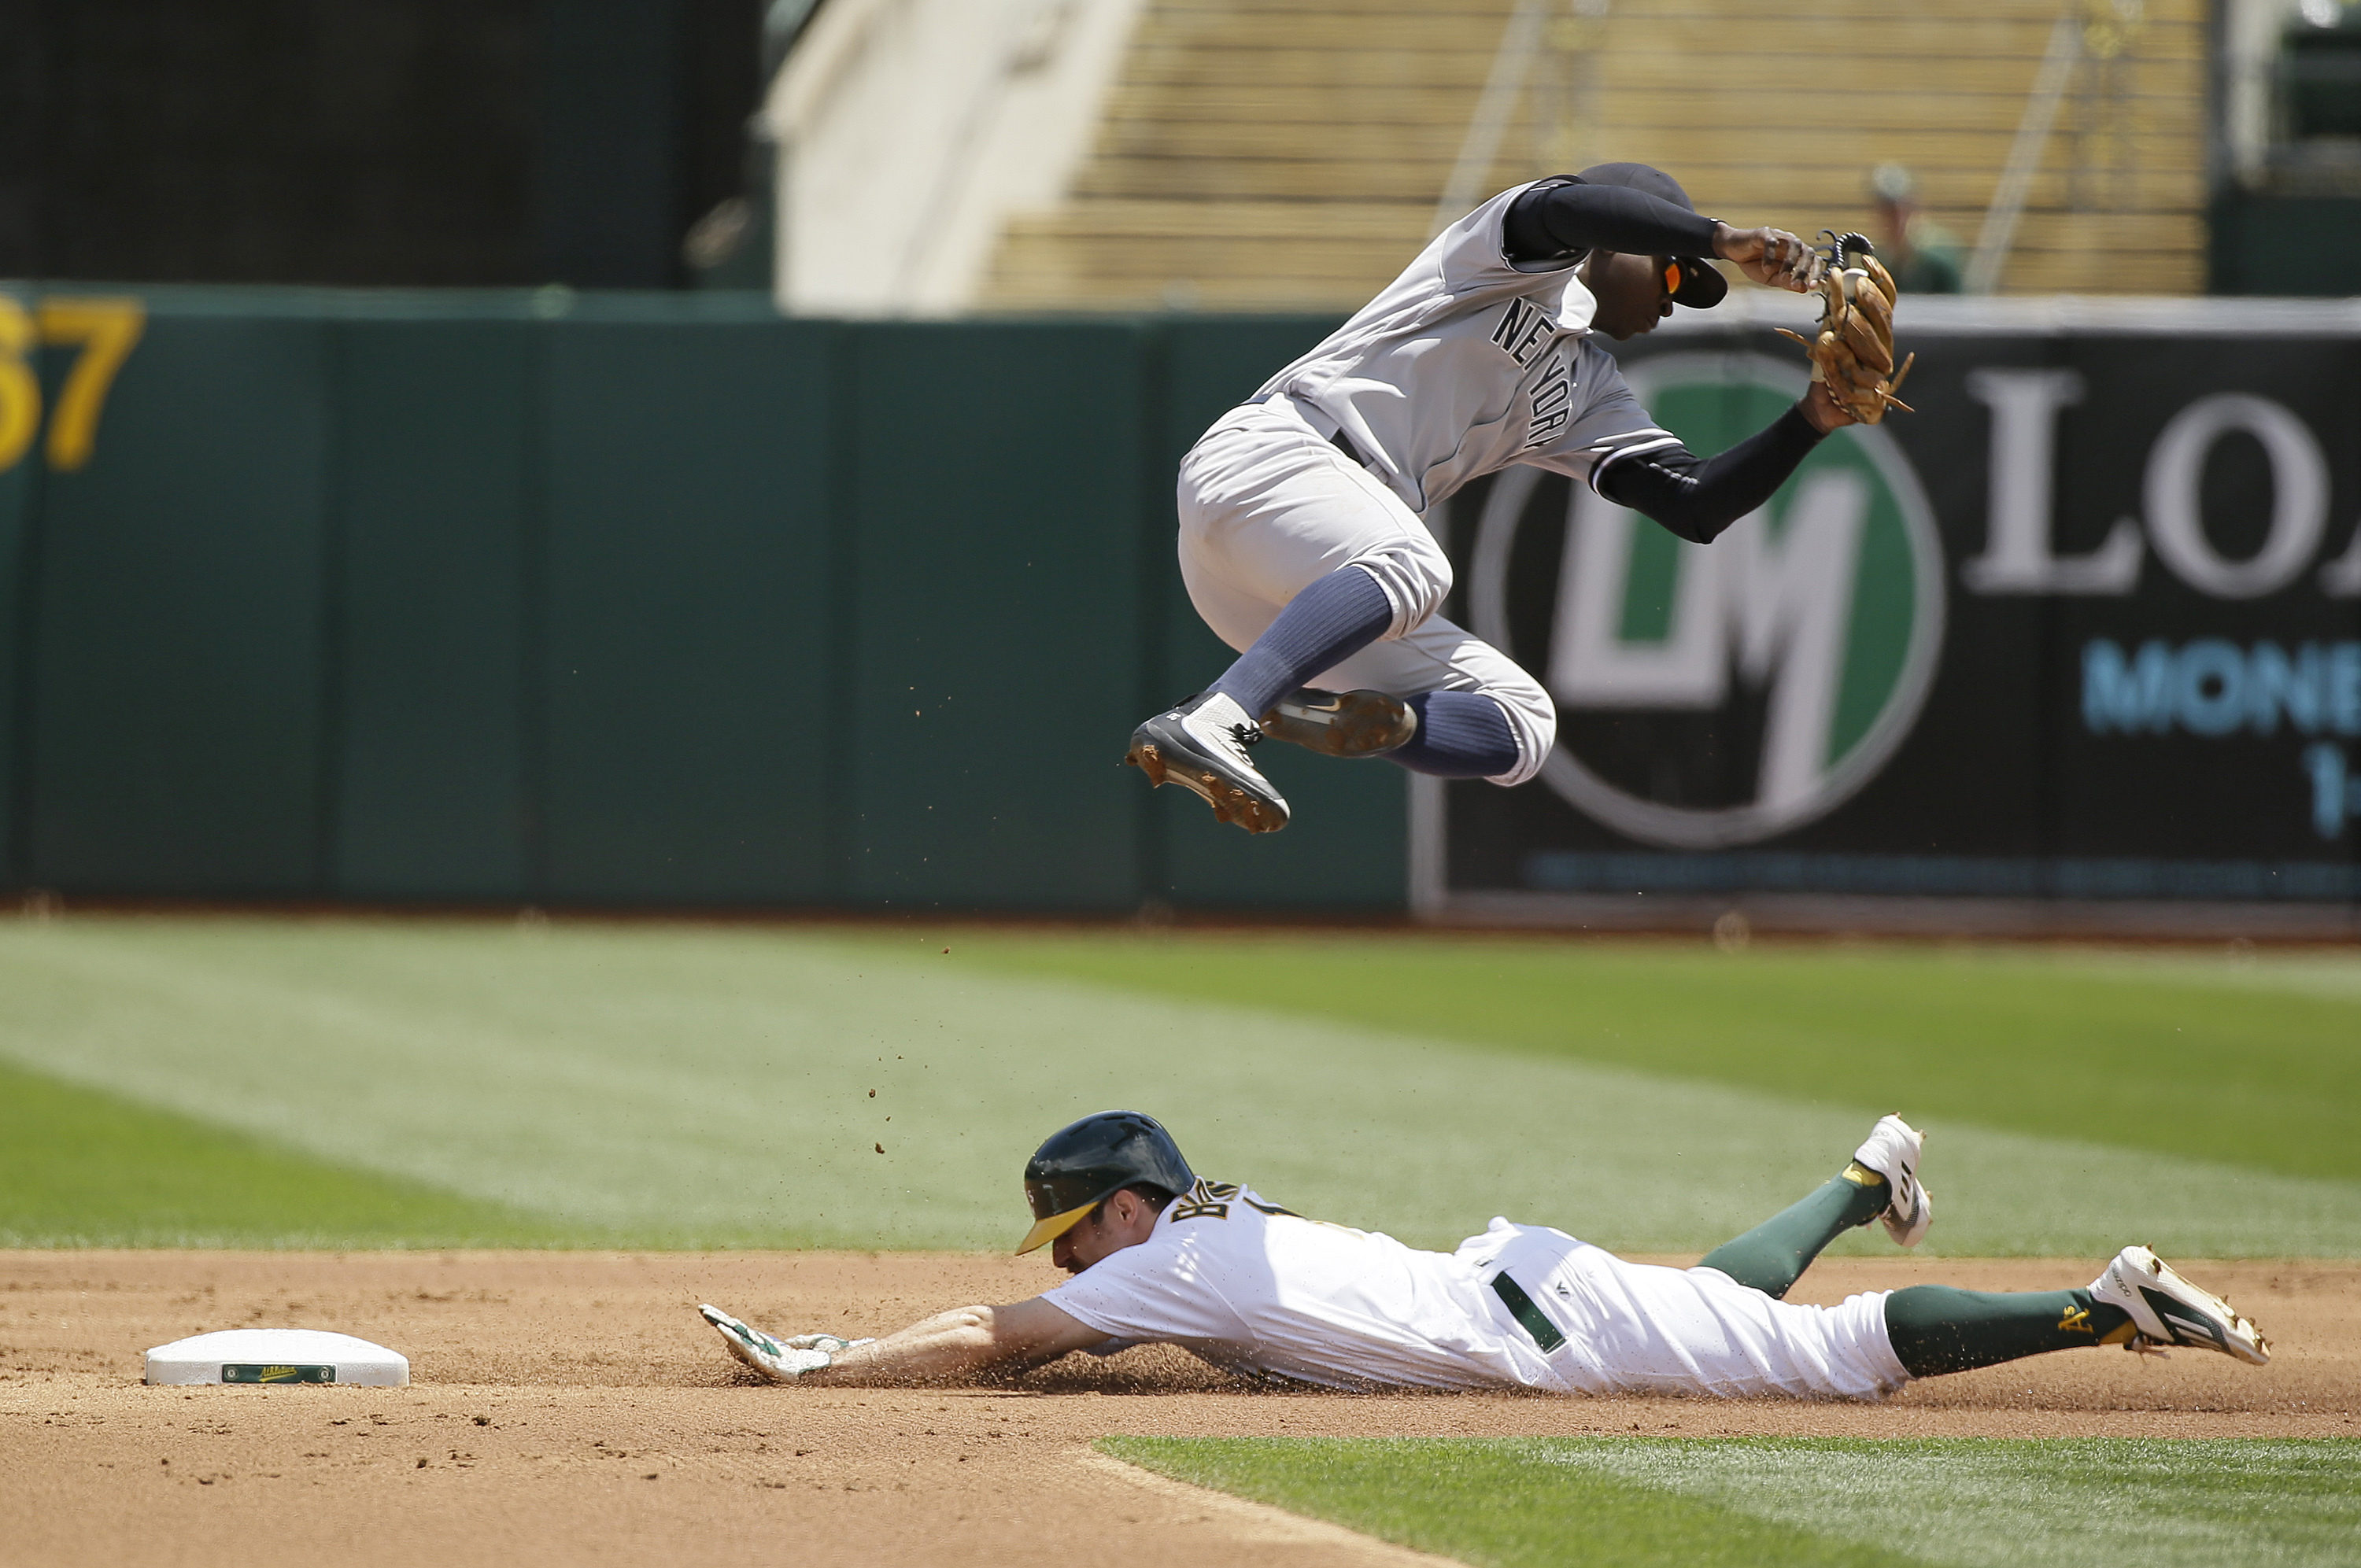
[1328, 426, 1373, 468]
[1491, 1272, 1566, 1352]
[1243, 392, 1374, 470]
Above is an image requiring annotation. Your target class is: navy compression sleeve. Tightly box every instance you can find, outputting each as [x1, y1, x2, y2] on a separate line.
[1502, 180, 1720, 267]
[1594, 406, 1827, 545]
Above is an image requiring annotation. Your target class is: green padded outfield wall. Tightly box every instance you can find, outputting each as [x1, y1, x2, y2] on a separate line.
[332, 316, 537, 900]
[538, 315, 841, 905]
[846, 322, 1150, 909]
[0, 290, 31, 869]
[28, 297, 331, 895]
[0, 288, 1405, 913]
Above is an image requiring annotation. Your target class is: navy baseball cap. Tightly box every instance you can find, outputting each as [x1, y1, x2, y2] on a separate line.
[1575, 162, 1729, 309]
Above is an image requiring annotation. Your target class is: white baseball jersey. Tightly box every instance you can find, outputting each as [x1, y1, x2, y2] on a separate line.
[1041, 1179, 1910, 1401]
[1251, 182, 1683, 516]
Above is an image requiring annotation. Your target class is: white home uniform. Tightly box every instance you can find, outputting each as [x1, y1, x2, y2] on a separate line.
[1042, 1179, 1910, 1401]
[1176, 181, 1684, 787]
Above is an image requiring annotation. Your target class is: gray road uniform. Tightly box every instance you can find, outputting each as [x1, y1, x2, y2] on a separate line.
[1177, 182, 1683, 787]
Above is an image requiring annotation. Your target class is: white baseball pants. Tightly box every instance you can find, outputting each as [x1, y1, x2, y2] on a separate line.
[1175, 399, 1557, 788]
[1478, 1221, 1911, 1401]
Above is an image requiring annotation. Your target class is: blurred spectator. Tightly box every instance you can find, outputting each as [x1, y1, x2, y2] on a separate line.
[1868, 164, 1964, 295]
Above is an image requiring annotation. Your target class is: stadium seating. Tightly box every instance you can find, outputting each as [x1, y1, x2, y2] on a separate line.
[978, 0, 2208, 311]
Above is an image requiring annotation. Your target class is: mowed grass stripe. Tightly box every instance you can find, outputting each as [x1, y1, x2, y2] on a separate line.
[1, 919, 2354, 1256]
[1539, 1437, 2361, 1568]
[0, 1058, 580, 1249]
[941, 935, 2361, 1183]
[1103, 1436, 1910, 1568]
[1100, 1437, 2361, 1568]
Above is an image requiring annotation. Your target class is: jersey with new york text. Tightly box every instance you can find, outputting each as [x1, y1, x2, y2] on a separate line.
[1039, 1178, 1557, 1392]
[1251, 182, 1683, 515]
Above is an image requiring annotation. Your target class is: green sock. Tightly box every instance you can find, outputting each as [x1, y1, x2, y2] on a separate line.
[1695, 1168, 1890, 1300]
[1883, 1286, 2134, 1377]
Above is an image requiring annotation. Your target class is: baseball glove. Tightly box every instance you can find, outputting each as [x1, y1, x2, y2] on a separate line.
[1776, 232, 1915, 425]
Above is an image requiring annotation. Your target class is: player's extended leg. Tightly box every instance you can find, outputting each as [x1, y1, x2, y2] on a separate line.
[1695, 1114, 1934, 1299]
[1881, 1284, 2130, 1374]
[1203, 564, 1394, 727]
[1690, 1117, 2129, 1374]
[1256, 683, 1525, 777]
[1300, 612, 1555, 783]
[1395, 690, 1522, 777]
[1141, 569, 1527, 791]
[1128, 563, 1406, 828]
[1690, 1116, 2268, 1379]
[1131, 404, 1460, 832]
[1884, 1244, 2270, 1374]
[1694, 1171, 1890, 1300]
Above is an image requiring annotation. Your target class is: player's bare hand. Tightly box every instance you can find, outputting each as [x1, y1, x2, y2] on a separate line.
[1799, 380, 1857, 433]
[1712, 224, 1824, 292]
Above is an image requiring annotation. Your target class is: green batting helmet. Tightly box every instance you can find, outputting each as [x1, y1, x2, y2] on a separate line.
[1016, 1111, 1195, 1254]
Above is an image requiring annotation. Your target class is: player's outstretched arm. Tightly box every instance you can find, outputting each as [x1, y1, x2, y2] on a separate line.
[1709, 223, 1825, 292]
[1597, 401, 1838, 544]
[1502, 181, 1720, 265]
[800, 1296, 1108, 1385]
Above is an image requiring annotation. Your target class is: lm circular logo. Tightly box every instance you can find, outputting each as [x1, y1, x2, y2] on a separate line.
[1469, 352, 1946, 850]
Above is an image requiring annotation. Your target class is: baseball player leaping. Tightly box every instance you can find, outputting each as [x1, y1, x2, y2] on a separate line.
[700, 1111, 2267, 1400]
[1125, 164, 1856, 832]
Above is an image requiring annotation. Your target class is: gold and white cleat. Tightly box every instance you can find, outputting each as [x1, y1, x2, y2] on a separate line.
[2089, 1247, 2270, 1365]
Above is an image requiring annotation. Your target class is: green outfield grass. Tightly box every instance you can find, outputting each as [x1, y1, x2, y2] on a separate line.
[0, 1058, 574, 1248]
[0, 917, 2355, 1254]
[1099, 1436, 2361, 1568]
[946, 935, 2361, 1184]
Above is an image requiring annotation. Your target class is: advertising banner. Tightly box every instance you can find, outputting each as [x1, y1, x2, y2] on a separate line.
[1417, 297, 2361, 928]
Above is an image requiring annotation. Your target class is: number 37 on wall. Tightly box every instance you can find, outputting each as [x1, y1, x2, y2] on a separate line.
[0, 296, 146, 474]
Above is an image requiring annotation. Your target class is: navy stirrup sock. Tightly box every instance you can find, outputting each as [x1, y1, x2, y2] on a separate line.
[1205, 566, 1521, 780]
[1391, 690, 1520, 778]
[1210, 566, 1393, 721]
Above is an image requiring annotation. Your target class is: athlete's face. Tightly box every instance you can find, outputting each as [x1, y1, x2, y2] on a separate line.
[1585, 250, 1676, 341]
[1050, 1189, 1162, 1274]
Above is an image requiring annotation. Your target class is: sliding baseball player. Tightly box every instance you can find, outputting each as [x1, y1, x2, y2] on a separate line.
[1121, 163, 1905, 833]
[700, 1110, 2267, 1399]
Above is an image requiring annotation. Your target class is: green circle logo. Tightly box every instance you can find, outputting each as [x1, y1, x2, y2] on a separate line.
[1469, 352, 1945, 848]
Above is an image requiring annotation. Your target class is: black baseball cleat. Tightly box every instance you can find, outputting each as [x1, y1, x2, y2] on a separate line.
[1124, 692, 1290, 834]
[1258, 687, 1417, 758]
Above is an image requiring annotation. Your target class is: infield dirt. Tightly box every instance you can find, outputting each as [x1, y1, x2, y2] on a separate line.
[6, 1251, 2354, 1567]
